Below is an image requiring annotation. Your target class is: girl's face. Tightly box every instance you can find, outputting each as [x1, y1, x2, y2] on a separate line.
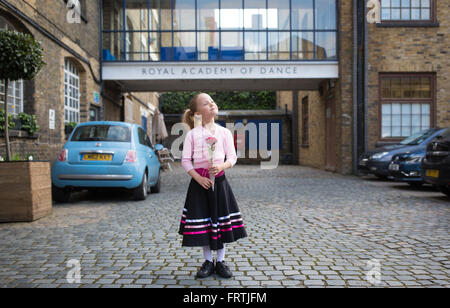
[194, 94, 218, 119]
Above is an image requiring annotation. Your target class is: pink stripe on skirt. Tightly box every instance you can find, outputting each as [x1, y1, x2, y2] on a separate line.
[195, 168, 224, 178]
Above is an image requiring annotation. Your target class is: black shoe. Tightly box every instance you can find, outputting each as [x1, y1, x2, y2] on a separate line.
[196, 260, 215, 278]
[215, 261, 233, 278]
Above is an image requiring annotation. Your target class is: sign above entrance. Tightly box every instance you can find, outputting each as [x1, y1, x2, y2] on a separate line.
[102, 62, 338, 81]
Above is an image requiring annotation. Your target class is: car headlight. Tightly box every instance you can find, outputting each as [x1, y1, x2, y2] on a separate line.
[371, 152, 389, 160]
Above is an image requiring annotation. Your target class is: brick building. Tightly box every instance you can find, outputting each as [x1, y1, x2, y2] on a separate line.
[277, 0, 449, 174]
[0, 0, 158, 162]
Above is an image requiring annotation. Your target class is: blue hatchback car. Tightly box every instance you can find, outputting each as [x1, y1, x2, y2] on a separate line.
[51, 121, 164, 202]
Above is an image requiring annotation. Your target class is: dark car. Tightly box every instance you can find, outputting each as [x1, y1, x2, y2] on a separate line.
[422, 128, 450, 197]
[358, 128, 445, 179]
[388, 150, 426, 187]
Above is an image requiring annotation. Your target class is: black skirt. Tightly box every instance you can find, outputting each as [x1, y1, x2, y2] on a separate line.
[178, 172, 247, 250]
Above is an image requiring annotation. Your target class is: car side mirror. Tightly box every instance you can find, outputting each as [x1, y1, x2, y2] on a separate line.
[154, 144, 164, 151]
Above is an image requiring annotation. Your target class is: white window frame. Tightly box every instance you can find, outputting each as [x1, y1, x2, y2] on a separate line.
[0, 16, 24, 116]
[64, 59, 80, 124]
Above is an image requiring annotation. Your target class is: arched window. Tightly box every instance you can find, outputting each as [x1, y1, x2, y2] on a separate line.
[0, 15, 24, 116]
[64, 58, 80, 123]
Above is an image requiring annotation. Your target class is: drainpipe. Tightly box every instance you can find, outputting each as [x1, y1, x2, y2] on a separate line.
[364, 1, 369, 154]
[352, 0, 359, 174]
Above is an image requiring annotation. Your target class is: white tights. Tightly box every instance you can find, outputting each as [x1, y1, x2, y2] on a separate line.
[203, 245, 226, 262]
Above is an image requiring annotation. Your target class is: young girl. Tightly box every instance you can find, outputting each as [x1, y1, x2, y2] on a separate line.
[179, 93, 247, 279]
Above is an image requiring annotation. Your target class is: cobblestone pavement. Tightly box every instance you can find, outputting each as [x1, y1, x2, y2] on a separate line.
[0, 163, 448, 288]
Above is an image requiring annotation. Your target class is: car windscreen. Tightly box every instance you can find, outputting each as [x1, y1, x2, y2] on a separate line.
[401, 129, 438, 146]
[71, 125, 131, 142]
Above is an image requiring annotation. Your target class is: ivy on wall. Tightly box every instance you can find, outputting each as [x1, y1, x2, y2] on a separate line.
[160, 91, 276, 114]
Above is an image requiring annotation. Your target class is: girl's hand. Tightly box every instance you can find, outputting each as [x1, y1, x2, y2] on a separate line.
[196, 176, 214, 190]
[209, 164, 223, 177]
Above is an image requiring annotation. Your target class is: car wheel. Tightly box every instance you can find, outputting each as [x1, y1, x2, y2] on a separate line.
[438, 185, 450, 197]
[52, 185, 71, 203]
[133, 173, 148, 201]
[151, 170, 161, 194]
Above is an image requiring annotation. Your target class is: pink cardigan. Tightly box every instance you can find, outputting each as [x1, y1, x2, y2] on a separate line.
[182, 123, 237, 173]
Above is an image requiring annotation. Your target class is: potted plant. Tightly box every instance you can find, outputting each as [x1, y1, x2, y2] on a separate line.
[0, 30, 49, 222]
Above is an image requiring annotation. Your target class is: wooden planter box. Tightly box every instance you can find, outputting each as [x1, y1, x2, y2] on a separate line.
[0, 161, 52, 222]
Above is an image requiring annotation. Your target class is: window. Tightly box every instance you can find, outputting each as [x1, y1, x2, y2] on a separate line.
[381, 0, 436, 23]
[71, 125, 131, 142]
[379, 73, 435, 139]
[0, 16, 24, 116]
[302, 96, 309, 146]
[102, 0, 338, 61]
[64, 59, 80, 124]
[138, 127, 147, 145]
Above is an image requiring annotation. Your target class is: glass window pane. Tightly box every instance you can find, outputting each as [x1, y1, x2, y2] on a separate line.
[421, 0, 430, 8]
[392, 126, 401, 137]
[174, 0, 196, 30]
[411, 8, 420, 19]
[103, 32, 125, 60]
[244, 0, 267, 30]
[392, 8, 401, 19]
[292, 0, 314, 30]
[411, 0, 420, 6]
[268, 0, 290, 30]
[198, 31, 219, 60]
[421, 8, 430, 20]
[401, 104, 411, 115]
[160, 0, 172, 30]
[401, 0, 410, 6]
[402, 114, 411, 127]
[382, 0, 391, 7]
[173, 32, 196, 60]
[220, 32, 244, 60]
[292, 32, 314, 60]
[392, 0, 401, 7]
[392, 115, 401, 125]
[421, 104, 430, 114]
[149, 32, 160, 61]
[382, 78, 392, 98]
[103, 0, 124, 31]
[315, 0, 336, 30]
[421, 115, 430, 127]
[126, 31, 149, 60]
[221, 0, 243, 30]
[161, 32, 172, 61]
[149, 0, 160, 30]
[245, 31, 267, 60]
[126, 0, 149, 31]
[401, 126, 411, 137]
[197, 0, 219, 30]
[382, 115, 391, 126]
[382, 126, 391, 138]
[382, 8, 391, 20]
[382, 104, 391, 115]
[392, 104, 401, 114]
[401, 8, 410, 20]
[412, 104, 421, 114]
[268, 31, 290, 60]
[315, 32, 337, 59]
[391, 78, 402, 98]
[412, 126, 421, 134]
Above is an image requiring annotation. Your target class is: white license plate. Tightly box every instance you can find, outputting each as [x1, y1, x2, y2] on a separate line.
[370, 167, 377, 171]
[359, 160, 367, 166]
[389, 164, 400, 171]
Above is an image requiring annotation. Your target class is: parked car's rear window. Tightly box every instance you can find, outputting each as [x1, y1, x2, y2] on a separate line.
[71, 125, 131, 142]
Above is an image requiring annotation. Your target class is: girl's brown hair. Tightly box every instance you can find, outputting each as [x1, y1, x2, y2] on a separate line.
[182, 93, 203, 130]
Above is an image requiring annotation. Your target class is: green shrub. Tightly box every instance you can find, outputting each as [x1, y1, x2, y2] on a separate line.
[160, 91, 276, 114]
